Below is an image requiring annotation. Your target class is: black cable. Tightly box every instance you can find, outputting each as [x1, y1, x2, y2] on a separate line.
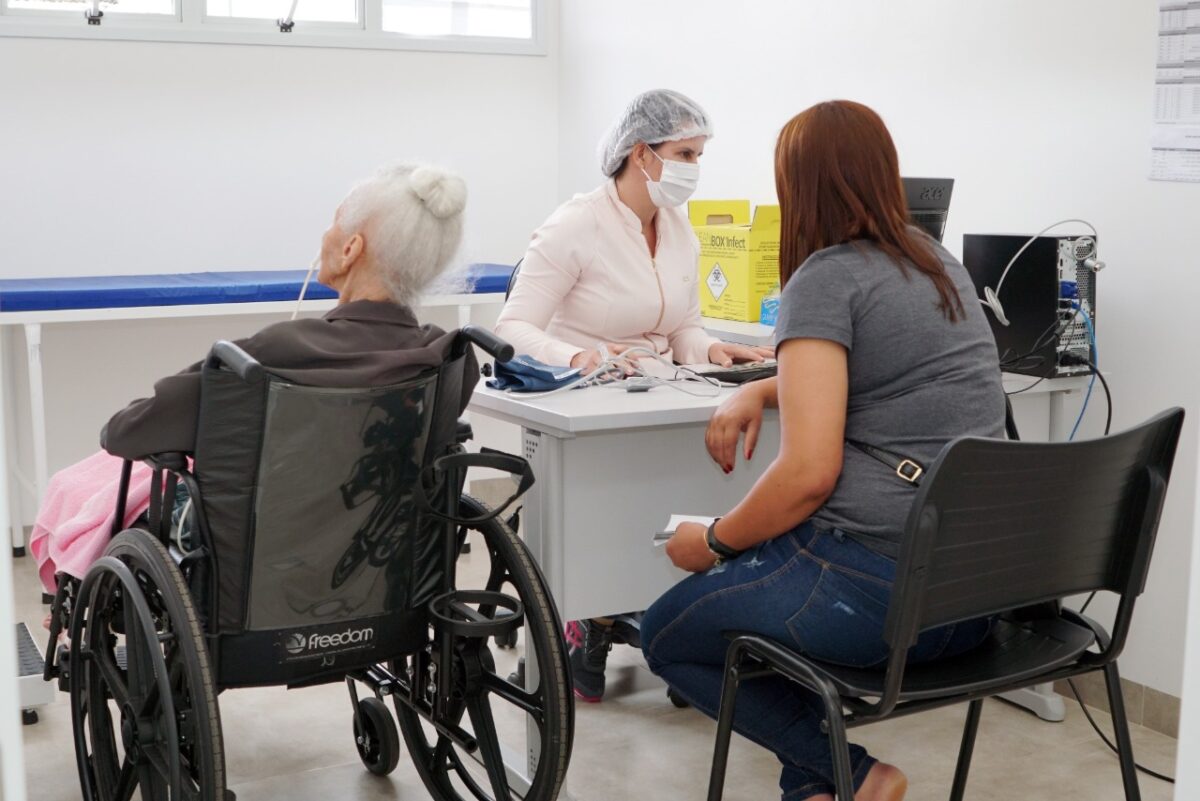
[1079, 593, 1095, 614]
[998, 315, 1069, 371]
[1073, 356, 1111, 705]
[1066, 679, 1175, 784]
[1005, 375, 1048, 396]
[1087, 361, 1112, 436]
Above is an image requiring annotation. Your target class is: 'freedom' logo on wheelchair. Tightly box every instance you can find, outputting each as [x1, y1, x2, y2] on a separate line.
[281, 626, 376, 659]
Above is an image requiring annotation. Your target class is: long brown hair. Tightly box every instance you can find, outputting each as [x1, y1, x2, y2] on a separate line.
[774, 100, 965, 321]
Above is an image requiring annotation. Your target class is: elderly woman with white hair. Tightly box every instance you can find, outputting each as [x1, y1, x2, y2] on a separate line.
[32, 163, 474, 596]
[102, 163, 472, 457]
[495, 89, 771, 703]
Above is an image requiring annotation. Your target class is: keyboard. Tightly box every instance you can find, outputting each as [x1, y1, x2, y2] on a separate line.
[698, 362, 778, 385]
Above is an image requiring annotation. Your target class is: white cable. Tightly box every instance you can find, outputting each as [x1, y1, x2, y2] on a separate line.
[500, 346, 722, 399]
[292, 255, 319, 320]
[597, 365, 724, 398]
[980, 218, 1098, 327]
[278, 0, 299, 28]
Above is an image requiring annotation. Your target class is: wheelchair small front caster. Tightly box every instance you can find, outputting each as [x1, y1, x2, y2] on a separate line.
[494, 628, 518, 649]
[667, 688, 689, 709]
[353, 696, 400, 776]
[21, 709, 38, 725]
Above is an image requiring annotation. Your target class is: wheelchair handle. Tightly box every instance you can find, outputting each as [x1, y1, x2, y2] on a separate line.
[460, 325, 515, 363]
[206, 340, 264, 382]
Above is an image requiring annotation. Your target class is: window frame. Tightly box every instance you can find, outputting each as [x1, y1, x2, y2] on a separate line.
[0, 0, 545, 56]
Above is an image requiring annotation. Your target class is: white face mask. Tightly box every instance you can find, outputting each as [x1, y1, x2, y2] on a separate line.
[640, 148, 700, 208]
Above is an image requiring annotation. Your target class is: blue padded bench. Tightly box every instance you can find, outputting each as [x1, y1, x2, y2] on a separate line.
[0, 263, 515, 312]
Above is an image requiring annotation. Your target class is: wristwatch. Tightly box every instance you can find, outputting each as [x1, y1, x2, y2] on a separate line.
[704, 519, 742, 566]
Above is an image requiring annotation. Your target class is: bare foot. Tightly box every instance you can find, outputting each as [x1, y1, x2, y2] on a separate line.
[857, 762, 907, 801]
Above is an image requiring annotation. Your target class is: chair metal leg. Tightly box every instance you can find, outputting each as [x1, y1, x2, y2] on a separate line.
[706, 651, 745, 801]
[949, 698, 984, 801]
[822, 699, 856, 800]
[1103, 663, 1142, 801]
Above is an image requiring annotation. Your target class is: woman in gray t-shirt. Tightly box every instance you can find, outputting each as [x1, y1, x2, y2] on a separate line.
[643, 101, 1004, 801]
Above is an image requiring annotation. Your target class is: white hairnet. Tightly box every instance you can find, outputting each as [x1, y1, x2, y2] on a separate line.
[597, 89, 713, 177]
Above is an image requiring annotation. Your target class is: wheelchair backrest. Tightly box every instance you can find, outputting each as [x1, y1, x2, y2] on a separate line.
[192, 354, 468, 682]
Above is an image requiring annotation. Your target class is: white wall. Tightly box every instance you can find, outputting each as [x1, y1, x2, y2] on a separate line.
[0, 37, 556, 278]
[560, 0, 1200, 699]
[0, 32, 555, 493]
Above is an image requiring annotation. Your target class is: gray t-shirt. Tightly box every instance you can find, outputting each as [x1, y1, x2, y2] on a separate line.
[775, 237, 1004, 558]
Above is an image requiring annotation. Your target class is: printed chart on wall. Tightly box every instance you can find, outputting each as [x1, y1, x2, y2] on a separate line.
[1153, 1, 1200, 182]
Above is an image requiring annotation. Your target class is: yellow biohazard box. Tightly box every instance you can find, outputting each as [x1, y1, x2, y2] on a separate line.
[688, 200, 781, 322]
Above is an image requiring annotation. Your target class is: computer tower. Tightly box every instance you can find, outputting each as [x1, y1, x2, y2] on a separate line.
[962, 233, 1097, 378]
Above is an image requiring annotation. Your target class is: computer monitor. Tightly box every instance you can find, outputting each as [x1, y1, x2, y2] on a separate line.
[902, 177, 954, 243]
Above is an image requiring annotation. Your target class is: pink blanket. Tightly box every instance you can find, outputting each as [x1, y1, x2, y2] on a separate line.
[29, 450, 153, 594]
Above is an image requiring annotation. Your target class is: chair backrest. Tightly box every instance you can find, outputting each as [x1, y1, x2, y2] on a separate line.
[505, 258, 523, 301]
[884, 408, 1185, 658]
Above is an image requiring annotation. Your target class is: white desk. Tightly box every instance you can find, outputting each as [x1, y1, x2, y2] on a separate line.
[471, 372, 1091, 718]
[0, 292, 503, 554]
[471, 383, 782, 621]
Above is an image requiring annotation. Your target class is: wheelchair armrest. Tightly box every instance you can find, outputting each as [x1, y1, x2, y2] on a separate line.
[417, 448, 533, 525]
[458, 325, 514, 363]
[142, 452, 190, 472]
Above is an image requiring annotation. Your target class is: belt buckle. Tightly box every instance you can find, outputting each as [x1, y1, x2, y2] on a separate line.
[896, 459, 923, 484]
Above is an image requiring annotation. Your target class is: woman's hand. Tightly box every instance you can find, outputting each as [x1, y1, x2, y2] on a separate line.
[706, 382, 768, 472]
[665, 522, 717, 573]
[707, 342, 774, 368]
[570, 344, 643, 375]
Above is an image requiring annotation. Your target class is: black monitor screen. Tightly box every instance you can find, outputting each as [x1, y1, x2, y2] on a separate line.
[902, 177, 954, 243]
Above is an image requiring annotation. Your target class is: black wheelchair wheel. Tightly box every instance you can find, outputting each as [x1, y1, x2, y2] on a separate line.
[354, 696, 401, 776]
[69, 528, 225, 801]
[395, 495, 572, 801]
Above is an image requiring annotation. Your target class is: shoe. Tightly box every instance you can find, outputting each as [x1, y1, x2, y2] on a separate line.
[566, 619, 613, 702]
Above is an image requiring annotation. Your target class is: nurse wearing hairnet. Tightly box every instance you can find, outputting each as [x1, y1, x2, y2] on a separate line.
[495, 89, 771, 376]
[495, 90, 771, 703]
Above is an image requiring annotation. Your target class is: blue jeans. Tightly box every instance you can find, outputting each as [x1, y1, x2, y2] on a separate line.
[642, 523, 992, 800]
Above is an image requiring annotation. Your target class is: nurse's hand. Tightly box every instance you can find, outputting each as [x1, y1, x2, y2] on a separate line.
[706, 382, 768, 472]
[665, 522, 717, 573]
[707, 342, 774, 368]
[570, 344, 643, 375]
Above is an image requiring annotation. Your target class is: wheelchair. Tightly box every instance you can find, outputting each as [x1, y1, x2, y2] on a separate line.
[43, 325, 574, 801]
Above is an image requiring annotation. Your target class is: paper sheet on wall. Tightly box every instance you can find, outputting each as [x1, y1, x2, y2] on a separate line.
[1153, 1, 1200, 181]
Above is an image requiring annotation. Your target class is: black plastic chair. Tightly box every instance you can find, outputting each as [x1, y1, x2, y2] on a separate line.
[706, 408, 1185, 801]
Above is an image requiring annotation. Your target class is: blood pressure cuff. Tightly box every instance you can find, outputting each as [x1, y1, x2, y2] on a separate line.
[487, 355, 582, 392]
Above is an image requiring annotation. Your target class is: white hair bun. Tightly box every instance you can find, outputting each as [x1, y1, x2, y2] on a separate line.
[410, 166, 467, 220]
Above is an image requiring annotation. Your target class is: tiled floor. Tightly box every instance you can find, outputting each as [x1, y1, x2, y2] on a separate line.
[13, 538, 1179, 801]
